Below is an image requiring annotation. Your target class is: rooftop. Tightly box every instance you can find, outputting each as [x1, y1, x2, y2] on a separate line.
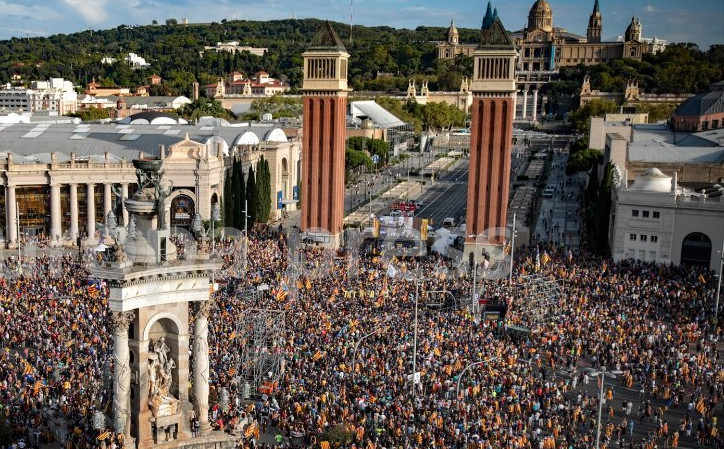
[0, 122, 290, 163]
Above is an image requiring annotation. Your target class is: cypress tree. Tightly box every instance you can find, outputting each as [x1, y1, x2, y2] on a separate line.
[245, 165, 258, 225]
[223, 161, 234, 227]
[263, 157, 272, 222]
[255, 156, 272, 223]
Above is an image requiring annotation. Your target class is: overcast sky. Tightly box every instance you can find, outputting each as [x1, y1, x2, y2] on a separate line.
[0, 0, 722, 49]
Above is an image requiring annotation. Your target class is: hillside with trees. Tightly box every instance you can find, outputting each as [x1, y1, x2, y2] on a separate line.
[1, 19, 719, 113]
[0, 19, 455, 96]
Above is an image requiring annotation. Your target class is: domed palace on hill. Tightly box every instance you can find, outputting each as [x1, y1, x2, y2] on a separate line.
[438, 1, 666, 89]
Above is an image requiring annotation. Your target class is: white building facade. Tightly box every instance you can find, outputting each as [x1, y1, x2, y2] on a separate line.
[0, 78, 78, 115]
[0, 119, 301, 247]
[610, 167, 724, 274]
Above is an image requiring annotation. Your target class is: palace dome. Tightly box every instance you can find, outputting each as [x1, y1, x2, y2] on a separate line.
[528, 0, 553, 32]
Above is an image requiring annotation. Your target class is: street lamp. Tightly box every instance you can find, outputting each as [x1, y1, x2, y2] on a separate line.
[412, 276, 420, 398]
[352, 327, 383, 377]
[192, 212, 203, 236]
[509, 213, 517, 286]
[455, 357, 498, 400]
[243, 199, 249, 274]
[469, 233, 488, 319]
[715, 241, 723, 329]
[16, 201, 21, 276]
[590, 368, 617, 449]
[211, 202, 221, 252]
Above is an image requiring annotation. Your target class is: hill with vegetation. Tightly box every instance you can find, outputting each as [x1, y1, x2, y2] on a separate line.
[0, 19, 720, 105]
[0, 19, 455, 96]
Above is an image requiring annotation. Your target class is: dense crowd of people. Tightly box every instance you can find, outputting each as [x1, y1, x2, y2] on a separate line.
[0, 228, 721, 449]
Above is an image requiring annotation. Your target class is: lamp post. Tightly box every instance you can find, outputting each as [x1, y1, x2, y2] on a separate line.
[243, 199, 248, 274]
[470, 233, 487, 319]
[715, 241, 723, 329]
[16, 201, 21, 275]
[590, 368, 616, 449]
[455, 357, 498, 400]
[411, 276, 419, 398]
[352, 328, 382, 377]
[509, 213, 517, 286]
[211, 202, 221, 253]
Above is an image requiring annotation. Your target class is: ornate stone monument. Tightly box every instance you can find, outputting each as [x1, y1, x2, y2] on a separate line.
[93, 158, 230, 449]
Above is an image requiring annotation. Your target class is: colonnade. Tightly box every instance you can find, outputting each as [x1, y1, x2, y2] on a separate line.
[4, 182, 129, 246]
[515, 89, 539, 120]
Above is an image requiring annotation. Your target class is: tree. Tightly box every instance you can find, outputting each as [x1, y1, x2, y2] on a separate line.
[67, 107, 110, 121]
[241, 94, 302, 120]
[418, 101, 466, 131]
[584, 162, 614, 255]
[567, 99, 618, 135]
[223, 162, 234, 227]
[245, 165, 258, 225]
[177, 97, 235, 121]
[566, 148, 602, 175]
[255, 156, 272, 223]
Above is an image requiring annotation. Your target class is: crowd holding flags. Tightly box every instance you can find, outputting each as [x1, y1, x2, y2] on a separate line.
[87, 279, 102, 297]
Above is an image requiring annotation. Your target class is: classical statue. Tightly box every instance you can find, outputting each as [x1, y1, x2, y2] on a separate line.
[111, 185, 125, 226]
[148, 337, 179, 417]
[155, 181, 173, 230]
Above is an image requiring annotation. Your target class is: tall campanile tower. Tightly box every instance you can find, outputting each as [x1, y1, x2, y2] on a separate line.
[466, 5, 516, 252]
[301, 22, 350, 246]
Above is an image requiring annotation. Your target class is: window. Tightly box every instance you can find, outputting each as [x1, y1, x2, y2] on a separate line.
[640, 235, 647, 242]
[713, 120, 719, 129]
[652, 211, 660, 219]
[629, 234, 637, 241]
[632, 210, 639, 217]
[650, 236, 658, 243]
[702, 121, 709, 130]
[642, 211, 649, 218]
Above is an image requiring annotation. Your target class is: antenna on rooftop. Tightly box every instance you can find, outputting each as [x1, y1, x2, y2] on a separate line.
[350, 0, 353, 45]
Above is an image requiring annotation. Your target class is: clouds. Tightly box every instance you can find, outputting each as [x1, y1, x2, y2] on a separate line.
[61, 0, 109, 24]
[0, 0, 721, 49]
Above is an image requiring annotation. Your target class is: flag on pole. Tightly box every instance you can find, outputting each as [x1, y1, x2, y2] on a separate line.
[535, 246, 541, 272]
[386, 263, 398, 278]
[541, 251, 551, 266]
[87, 279, 101, 297]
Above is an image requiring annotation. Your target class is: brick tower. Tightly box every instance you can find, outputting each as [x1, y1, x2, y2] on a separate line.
[465, 5, 517, 255]
[301, 22, 350, 246]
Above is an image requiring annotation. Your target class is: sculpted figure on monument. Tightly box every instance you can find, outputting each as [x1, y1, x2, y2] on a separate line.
[148, 337, 179, 417]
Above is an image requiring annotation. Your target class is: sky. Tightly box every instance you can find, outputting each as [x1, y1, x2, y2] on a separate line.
[0, 0, 722, 50]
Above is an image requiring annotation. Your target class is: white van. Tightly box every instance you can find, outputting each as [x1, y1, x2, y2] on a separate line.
[443, 217, 456, 228]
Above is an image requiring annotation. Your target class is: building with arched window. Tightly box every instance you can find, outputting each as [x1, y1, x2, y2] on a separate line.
[438, 1, 663, 68]
[609, 167, 724, 274]
[0, 116, 300, 248]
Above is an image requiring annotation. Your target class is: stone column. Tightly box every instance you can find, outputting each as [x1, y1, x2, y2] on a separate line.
[533, 89, 539, 121]
[192, 300, 213, 434]
[86, 183, 95, 239]
[50, 183, 62, 244]
[121, 183, 129, 226]
[69, 184, 78, 240]
[6, 186, 17, 245]
[513, 91, 520, 119]
[104, 183, 113, 217]
[522, 90, 528, 119]
[110, 311, 135, 443]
